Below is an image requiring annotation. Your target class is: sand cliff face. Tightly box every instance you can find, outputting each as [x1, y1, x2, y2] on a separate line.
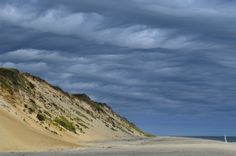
[0, 68, 148, 151]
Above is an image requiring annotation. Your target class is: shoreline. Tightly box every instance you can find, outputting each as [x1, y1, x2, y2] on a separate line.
[1, 136, 236, 156]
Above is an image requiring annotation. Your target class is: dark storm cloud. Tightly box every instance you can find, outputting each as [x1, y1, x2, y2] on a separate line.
[1, 0, 236, 135]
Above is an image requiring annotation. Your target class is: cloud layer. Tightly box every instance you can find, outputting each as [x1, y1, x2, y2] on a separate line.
[1, 0, 236, 135]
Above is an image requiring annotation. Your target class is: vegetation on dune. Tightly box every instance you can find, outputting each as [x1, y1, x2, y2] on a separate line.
[0, 68, 21, 89]
[0, 68, 19, 77]
[37, 113, 46, 121]
[54, 116, 76, 133]
[44, 110, 52, 117]
[121, 116, 152, 136]
[0, 68, 33, 94]
[73, 94, 110, 114]
[73, 93, 150, 136]
[24, 72, 70, 96]
[73, 93, 91, 103]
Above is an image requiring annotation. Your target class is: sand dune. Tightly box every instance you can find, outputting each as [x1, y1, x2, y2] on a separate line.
[0, 109, 76, 152]
[0, 68, 149, 151]
[0, 68, 148, 151]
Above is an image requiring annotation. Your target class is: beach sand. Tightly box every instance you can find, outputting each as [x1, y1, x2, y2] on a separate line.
[1, 137, 236, 156]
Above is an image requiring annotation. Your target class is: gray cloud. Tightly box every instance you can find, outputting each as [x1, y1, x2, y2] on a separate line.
[0, 4, 206, 49]
[1, 0, 236, 136]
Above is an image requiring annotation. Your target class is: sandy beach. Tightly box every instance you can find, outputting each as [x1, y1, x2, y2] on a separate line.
[1, 137, 236, 156]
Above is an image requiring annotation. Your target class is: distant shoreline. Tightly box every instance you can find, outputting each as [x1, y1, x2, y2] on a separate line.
[176, 136, 236, 142]
[1, 137, 236, 156]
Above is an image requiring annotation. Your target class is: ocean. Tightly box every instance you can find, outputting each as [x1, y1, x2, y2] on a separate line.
[186, 136, 236, 143]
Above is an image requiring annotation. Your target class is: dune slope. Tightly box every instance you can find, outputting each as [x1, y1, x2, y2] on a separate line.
[0, 68, 150, 151]
[0, 109, 75, 151]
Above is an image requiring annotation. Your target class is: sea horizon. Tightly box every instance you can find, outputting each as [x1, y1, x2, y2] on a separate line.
[180, 136, 236, 143]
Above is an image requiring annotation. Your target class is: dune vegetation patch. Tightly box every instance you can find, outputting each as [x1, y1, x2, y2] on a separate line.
[54, 116, 76, 133]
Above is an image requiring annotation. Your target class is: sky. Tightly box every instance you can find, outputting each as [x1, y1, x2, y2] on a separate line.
[0, 0, 236, 136]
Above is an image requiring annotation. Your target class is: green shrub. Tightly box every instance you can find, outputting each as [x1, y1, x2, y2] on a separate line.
[37, 113, 45, 121]
[54, 116, 76, 133]
[44, 110, 52, 117]
[28, 107, 35, 114]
